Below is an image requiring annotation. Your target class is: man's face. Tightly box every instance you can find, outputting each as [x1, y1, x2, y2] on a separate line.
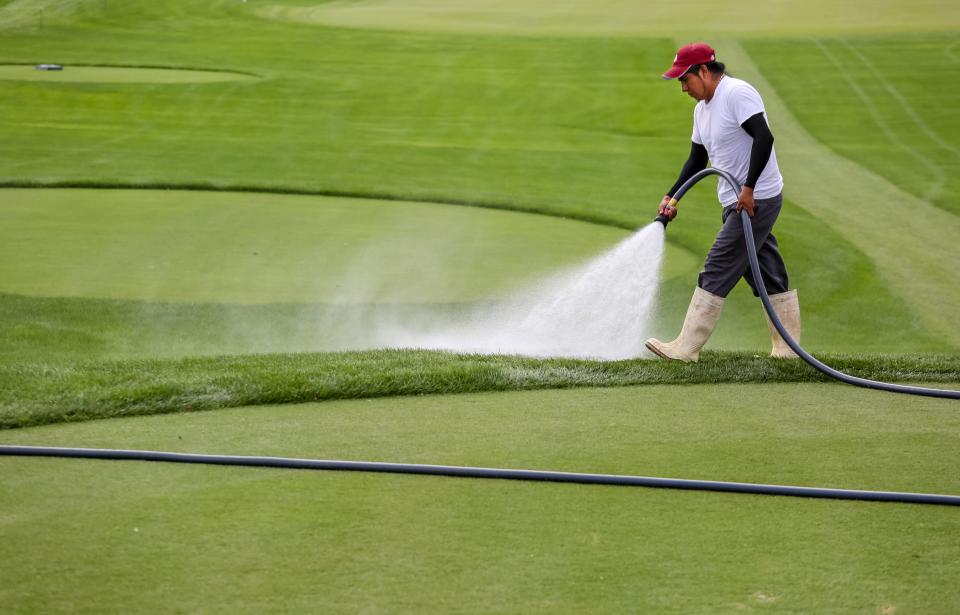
[678, 67, 707, 101]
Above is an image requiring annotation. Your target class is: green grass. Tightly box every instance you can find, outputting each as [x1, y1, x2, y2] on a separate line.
[1, 3, 957, 354]
[0, 63, 256, 83]
[0, 188, 635, 303]
[0, 5, 686, 226]
[3, 384, 959, 612]
[2, 1, 960, 612]
[1, 1, 958, 353]
[1, 188, 948, 364]
[2, 348, 958, 429]
[746, 35, 960, 216]
[258, 0, 960, 37]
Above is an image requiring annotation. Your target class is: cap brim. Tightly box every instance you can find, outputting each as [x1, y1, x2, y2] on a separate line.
[662, 64, 689, 80]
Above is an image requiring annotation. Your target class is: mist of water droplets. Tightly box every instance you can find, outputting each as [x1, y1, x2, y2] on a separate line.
[380, 222, 666, 360]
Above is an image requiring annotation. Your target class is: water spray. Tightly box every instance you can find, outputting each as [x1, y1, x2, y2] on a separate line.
[384, 223, 665, 360]
[659, 167, 960, 400]
[2, 171, 957, 505]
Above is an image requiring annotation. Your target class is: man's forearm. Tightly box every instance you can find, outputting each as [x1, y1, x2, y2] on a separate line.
[667, 142, 709, 196]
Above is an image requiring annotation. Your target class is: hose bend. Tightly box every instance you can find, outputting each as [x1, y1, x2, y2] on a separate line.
[661, 168, 960, 400]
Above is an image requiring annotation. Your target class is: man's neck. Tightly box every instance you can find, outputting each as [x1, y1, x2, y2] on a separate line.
[703, 73, 725, 103]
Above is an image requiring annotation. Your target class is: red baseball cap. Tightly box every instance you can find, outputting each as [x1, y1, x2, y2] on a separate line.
[662, 43, 716, 80]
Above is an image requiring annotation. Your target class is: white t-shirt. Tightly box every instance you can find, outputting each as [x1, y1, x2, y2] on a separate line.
[692, 75, 784, 206]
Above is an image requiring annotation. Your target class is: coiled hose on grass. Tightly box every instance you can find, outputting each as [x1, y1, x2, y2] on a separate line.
[658, 167, 960, 400]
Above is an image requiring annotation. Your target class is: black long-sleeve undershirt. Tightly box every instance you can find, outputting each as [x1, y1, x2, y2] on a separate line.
[666, 111, 775, 196]
[740, 112, 774, 189]
[667, 141, 708, 197]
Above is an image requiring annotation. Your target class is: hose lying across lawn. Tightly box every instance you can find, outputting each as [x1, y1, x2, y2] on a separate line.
[659, 167, 960, 400]
[1, 445, 959, 506]
[2, 169, 958, 506]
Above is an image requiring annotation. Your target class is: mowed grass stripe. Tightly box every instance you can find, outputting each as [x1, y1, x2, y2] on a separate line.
[256, 0, 960, 37]
[723, 39, 960, 349]
[837, 39, 958, 157]
[748, 35, 960, 215]
[812, 40, 946, 202]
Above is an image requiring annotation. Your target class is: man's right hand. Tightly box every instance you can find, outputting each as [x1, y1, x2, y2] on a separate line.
[658, 195, 678, 221]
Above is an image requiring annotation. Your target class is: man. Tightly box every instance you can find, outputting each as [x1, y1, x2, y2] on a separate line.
[645, 43, 800, 362]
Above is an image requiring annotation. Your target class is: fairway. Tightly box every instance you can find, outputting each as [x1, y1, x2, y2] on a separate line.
[258, 0, 960, 36]
[2, 0, 959, 612]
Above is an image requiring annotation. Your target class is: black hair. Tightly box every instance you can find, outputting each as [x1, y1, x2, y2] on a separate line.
[685, 61, 726, 76]
[706, 61, 726, 74]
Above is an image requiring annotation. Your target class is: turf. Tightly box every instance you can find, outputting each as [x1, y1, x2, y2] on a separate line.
[0, 63, 256, 83]
[258, 0, 960, 37]
[2, 384, 959, 613]
[2, 1, 960, 611]
[745, 35, 960, 216]
[2, 349, 959, 429]
[1, 187, 947, 362]
[0, 188, 635, 303]
[0, 6, 687, 226]
[1, 2, 957, 354]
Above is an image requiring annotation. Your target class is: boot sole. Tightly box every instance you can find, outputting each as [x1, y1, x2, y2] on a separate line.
[645, 340, 681, 361]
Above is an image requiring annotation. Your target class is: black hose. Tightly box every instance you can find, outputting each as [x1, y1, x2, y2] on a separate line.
[2, 445, 958, 506]
[660, 167, 960, 400]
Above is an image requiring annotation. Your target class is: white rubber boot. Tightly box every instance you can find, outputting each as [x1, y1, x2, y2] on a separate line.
[765, 289, 801, 358]
[645, 287, 725, 362]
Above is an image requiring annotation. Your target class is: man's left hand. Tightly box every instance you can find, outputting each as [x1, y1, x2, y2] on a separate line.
[736, 187, 755, 217]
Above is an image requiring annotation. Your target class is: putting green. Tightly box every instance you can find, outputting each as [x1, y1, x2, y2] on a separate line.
[5, 383, 958, 491]
[0, 64, 256, 84]
[0, 188, 696, 304]
[257, 0, 960, 36]
[2, 384, 959, 612]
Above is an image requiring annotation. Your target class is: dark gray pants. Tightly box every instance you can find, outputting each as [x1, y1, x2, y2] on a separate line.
[698, 193, 789, 298]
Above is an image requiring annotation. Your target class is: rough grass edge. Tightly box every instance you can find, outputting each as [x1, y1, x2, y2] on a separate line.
[2, 349, 958, 430]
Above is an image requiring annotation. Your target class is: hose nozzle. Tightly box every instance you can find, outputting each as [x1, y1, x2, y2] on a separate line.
[654, 197, 678, 227]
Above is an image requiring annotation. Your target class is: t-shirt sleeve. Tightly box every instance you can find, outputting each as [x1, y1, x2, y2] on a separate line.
[730, 83, 766, 126]
[691, 108, 703, 144]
